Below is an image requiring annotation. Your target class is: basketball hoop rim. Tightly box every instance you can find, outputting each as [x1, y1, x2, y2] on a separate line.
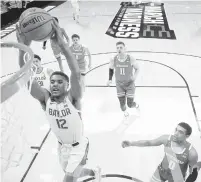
[1, 42, 34, 103]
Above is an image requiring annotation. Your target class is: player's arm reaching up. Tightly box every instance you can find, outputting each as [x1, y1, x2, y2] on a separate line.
[51, 19, 82, 104]
[122, 135, 169, 148]
[61, 28, 70, 46]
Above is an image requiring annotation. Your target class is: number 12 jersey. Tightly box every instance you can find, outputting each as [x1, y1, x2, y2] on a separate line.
[45, 96, 83, 144]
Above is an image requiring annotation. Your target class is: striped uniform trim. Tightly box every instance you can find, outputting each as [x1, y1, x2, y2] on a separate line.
[126, 93, 134, 98]
[117, 92, 126, 97]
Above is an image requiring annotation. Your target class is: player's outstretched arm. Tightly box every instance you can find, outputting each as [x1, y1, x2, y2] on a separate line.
[122, 135, 169, 148]
[51, 19, 81, 99]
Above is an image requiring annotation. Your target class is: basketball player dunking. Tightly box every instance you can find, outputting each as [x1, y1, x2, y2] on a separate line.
[122, 122, 198, 182]
[43, 17, 70, 72]
[17, 19, 101, 182]
[70, 34, 92, 93]
[107, 41, 139, 118]
[32, 54, 53, 90]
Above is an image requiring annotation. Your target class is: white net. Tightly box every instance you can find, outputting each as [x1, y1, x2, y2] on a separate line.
[1, 87, 33, 173]
[1, 42, 35, 176]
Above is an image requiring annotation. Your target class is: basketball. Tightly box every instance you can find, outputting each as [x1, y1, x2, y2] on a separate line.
[19, 7, 54, 42]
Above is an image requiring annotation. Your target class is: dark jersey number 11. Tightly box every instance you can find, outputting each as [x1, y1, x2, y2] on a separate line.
[56, 119, 68, 129]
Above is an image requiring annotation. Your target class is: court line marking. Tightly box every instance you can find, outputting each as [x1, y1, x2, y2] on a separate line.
[85, 59, 201, 136]
[87, 85, 186, 88]
[1, 51, 201, 79]
[80, 174, 144, 182]
[20, 129, 51, 182]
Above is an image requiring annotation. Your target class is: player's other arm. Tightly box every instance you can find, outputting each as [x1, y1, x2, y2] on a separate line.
[18, 50, 49, 104]
[188, 147, 198, 174]
[60, 36, 81, 100]
[131, 56, 139, 81]
[107, 58, 114, 86]
[122, 135, 169, 148]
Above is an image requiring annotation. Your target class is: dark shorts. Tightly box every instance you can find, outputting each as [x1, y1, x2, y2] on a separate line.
[116, 80, 135, 98]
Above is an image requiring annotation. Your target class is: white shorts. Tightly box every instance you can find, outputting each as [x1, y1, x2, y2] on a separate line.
[57, 137, 89, 173]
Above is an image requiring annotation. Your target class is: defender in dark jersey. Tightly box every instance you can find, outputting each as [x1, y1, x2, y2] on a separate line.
[107, 41, 139, 118]
[122, 122, 198, 182]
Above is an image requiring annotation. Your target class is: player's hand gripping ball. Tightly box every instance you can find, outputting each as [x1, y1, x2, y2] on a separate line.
[122, 140, 131, 148]
[18, 7, 54, 42]
[51, 19, 66, 47]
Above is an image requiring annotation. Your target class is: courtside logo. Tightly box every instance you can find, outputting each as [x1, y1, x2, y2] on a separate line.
[106, 2, 176, 39]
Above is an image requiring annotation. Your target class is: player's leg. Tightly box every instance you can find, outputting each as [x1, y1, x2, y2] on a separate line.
[53, 48, 64, 72]
[126, 81, 139, 108]
[116, 82, 128, 116]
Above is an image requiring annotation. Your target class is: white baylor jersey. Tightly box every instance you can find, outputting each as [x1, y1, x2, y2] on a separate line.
[33, 68, 51, 90]
[45, 96, 83, 144]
